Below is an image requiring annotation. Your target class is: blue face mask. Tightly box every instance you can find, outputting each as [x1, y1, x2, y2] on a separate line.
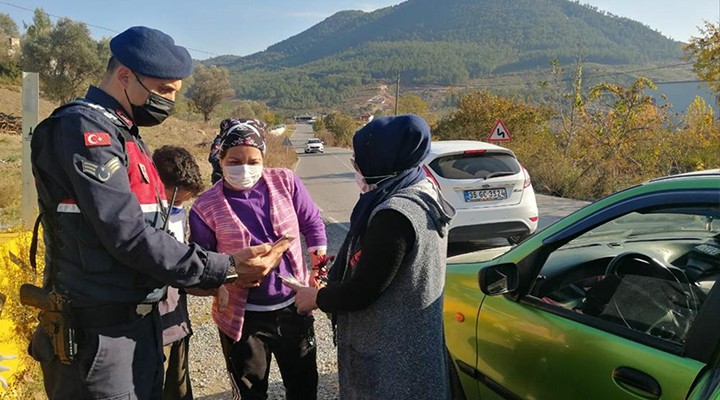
[170, 206, 184, 216]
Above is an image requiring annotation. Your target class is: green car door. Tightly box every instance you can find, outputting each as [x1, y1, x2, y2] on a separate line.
[445, 174, 720, 400]
[472, 295, 705, 399]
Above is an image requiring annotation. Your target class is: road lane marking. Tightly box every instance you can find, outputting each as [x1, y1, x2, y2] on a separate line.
[329, 152, 354, 171]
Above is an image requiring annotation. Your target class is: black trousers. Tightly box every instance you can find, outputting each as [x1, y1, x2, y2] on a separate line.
[218, 304, 318, 400]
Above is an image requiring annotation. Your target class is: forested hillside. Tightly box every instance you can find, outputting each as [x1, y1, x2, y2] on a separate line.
[207, 0, 685, 109]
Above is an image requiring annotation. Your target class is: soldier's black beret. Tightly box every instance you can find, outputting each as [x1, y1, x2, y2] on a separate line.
[110, 26, 192, 80]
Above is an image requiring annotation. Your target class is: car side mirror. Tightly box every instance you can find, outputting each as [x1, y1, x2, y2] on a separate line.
[479, 263, 519, 296]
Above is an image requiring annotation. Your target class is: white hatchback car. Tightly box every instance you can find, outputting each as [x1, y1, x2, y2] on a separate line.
[423, 140, 538, 244]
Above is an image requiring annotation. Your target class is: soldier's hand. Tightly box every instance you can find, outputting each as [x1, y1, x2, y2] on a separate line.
[231, 241, 291, 288]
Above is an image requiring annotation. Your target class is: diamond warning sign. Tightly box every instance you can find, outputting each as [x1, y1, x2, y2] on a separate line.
[487, 119, 512, 142]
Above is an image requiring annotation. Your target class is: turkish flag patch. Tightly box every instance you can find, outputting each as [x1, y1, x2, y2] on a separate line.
[84, 132, 112, 147]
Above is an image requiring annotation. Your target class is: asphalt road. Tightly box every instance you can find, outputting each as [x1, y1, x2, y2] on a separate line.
[290, 123, 591, 256]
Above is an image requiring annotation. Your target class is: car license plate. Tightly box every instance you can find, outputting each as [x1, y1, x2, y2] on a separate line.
[464, 188, 507, 202]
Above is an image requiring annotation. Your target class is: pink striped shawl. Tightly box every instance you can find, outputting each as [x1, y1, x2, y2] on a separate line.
[191, 168, 307, 342]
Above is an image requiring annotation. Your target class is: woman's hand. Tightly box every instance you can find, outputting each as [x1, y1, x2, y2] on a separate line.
[309, 271, 324, 288]
[281, 279, 319, 313]
[217, 285, 229, 312]
[309, 249, 333, 288]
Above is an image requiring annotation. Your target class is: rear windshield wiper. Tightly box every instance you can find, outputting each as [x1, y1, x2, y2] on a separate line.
[485, 171, 516, 179]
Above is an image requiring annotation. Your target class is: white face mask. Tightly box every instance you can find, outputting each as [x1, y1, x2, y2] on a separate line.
[224, 164, 263, 190]
[354, 170, 376, 193]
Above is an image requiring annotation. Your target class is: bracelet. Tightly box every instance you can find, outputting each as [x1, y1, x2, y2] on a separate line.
[228, 255, 236, 272]
[224, 256, 239, 284]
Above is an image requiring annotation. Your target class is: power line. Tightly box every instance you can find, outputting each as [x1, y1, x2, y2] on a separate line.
[0, 1, 118, 33]
[0, 0, 220, 57]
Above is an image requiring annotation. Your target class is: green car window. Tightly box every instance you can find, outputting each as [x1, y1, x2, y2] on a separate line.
[533, 205, 719, 345]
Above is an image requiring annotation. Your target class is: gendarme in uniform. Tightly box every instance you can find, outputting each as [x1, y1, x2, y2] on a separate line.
[28, 27, 232, 399]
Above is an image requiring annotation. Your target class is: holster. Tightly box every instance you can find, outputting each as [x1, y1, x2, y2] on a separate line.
[21, 284, 77, 365]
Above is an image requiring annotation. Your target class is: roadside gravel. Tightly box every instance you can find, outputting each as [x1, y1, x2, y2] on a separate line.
[187, 297, 339, 400]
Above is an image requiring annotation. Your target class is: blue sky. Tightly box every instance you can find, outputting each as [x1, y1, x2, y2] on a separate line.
[0, 0, 718, 59]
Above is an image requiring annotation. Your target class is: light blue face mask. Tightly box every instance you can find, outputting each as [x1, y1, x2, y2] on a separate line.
[170, 206, 184, 216]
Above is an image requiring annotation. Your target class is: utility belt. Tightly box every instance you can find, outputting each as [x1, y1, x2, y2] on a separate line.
[20, 284, 156, 365]
[73, 302, 156, 329]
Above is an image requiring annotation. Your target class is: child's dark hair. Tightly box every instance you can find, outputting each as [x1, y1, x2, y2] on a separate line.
[152, 145, 204, 195]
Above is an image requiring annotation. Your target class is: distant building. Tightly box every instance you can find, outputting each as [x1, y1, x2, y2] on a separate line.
[358, 113, 374, 123]
[368, 96, 386, 104]
[7, 37, 19, 56]
[269, 124, 286, 136]
[294, 113, 316, 124]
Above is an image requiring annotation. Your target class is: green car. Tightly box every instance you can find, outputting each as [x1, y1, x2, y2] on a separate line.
[444, 170, 720, 400]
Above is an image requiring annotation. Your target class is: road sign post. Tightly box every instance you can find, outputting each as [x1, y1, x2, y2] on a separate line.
[21, 72, 39, 230]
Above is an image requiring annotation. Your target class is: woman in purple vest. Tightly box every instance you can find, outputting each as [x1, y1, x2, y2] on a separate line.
[189, 119, 327, 400]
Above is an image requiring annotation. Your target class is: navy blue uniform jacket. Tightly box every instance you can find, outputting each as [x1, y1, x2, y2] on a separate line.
[31, 86, 228, 307]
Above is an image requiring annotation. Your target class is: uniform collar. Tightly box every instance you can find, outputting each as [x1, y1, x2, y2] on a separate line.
[85, 86, 135, 129]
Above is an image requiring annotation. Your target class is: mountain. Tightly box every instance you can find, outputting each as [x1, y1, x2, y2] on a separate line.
[206, 0, 685, 110]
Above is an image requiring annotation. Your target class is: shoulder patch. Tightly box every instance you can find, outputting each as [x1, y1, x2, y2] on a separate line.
[78, 156, 122, 183]
[114, 109, 134, 127]
[84, 132, 112, 147]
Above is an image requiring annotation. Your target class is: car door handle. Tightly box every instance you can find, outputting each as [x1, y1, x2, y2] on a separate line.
[612, 366, 662, 399]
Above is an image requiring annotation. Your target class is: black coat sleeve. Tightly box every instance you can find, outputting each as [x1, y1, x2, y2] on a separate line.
[52, 109, 228, 289]
[316, 209, 415, 312]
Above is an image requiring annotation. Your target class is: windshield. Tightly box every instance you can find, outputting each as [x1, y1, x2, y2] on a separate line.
[566, 207, 720, 246]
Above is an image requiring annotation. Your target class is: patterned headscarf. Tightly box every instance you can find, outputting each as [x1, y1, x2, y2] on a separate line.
[217, 118, 267, 156]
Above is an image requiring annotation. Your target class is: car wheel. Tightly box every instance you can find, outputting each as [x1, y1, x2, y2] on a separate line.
[507, 233, 530, 245]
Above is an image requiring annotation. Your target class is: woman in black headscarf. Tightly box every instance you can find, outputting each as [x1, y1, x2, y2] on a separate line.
[285, 114, 455, 400]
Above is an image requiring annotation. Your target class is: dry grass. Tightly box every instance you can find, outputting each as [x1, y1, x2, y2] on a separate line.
[314, 130, 341, 148]
[142, 117, 299, 188]
[0, 136, 26, 229]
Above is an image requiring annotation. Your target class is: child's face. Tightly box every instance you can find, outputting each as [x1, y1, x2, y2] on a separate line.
[164, 187, 195, 207]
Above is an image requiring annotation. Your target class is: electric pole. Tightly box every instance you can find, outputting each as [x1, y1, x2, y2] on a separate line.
[395, 70, 400, 115]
